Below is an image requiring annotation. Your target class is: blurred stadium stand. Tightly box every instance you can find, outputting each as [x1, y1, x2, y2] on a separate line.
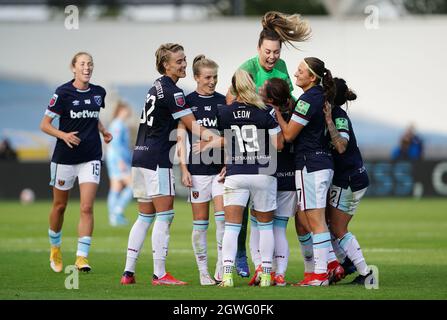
[1, 0, 446, 199]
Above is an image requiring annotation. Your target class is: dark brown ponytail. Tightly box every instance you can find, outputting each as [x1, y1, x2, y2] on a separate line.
[264, 78, 291, 112]
[258, 11, 311, 48]
[334, 77, 357, 107]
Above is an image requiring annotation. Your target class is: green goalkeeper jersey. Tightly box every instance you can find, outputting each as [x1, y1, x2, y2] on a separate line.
[239, 56, 294, 94]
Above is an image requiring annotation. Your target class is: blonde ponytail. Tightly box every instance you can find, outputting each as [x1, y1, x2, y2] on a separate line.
[192, 54, 219, 76]
[231, 69, 266, 110]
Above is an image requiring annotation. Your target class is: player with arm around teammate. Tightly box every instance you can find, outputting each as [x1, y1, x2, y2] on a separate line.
[120, 43, 220, 286]
[177, 55, 226, 285]
[40, 52, 112, 273]
[274, 57, 336, 286]
[218, 69, 284, 287]
[228, 11, 311, 277]
[247, 78, 296, 286]
[323, 78, 374, 285]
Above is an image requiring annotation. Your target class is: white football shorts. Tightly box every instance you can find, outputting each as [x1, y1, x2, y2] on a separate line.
[50, 160, 101, 191]
[132, 166, 175, 202]
[275, 191, 298, 218]
[329, 185, 368, 215]
[224, 174, 277, 212]
[295, 166, 334, 211]
[189, 174, 224, 203]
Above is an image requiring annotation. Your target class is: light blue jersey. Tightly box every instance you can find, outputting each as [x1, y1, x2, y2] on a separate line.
[106, 118, 131, 179]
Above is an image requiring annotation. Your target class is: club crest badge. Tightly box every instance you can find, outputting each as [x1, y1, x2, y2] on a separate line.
[174, 92, 185, 108]
[58, 180, 65, 187]
[192, 191, 199, 199]
[94, 95, 102, 106]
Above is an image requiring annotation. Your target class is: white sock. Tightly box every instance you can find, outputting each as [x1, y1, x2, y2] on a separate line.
[152, 210, 174, 278]
[298, 233, 314, 273]
[313, 232, 331, 274]
[222, 222, 241, 274]
[214, 211, 225, 273]
[331, 233, 347, 263]
[258, 221, 274, 274]
[192, 220, 209, 273]
[328, 243, 338, 264]
[124, 213, 155, 273]
[339, 232, 369, 276]
[273, 215, 289, 275]
[249, 215, 261, 267]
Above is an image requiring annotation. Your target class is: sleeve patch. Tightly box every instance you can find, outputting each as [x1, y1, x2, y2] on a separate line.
[49, 94, 58, 107]
[335, 118, 349, 131]
[294, 100, 310, 115]
[174, 92, 185, 108]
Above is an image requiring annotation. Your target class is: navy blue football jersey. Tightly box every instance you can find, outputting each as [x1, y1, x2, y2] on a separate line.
[275, 110, 296, 191]
[45, 80, 106, 164]
[330, 106, 369, 190]
[132, 75, 192, 170]
[186, 91, 225, 175]
[290, 85, 333, 172]
[217, 102, 281, 176]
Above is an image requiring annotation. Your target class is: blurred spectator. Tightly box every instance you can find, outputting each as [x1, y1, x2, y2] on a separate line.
[391, 125, 423, 160]
[0, 138, 18, 161]
[105, 101, 133, 227]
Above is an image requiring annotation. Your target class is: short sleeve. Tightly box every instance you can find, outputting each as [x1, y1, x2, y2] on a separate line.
[168, 91, 192, 120]
[100, 88, 106, 109]
[335, 117, 350, 140]
[45, 88, 64, 119]
[291, 98, 315, 127]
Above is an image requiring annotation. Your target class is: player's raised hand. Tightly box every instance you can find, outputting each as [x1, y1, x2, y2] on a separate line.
[62, 131, 81, 148]
[323, 101, 332, 122]
[102, 131, 113, 144]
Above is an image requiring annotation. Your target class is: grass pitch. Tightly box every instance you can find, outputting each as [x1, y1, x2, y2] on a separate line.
[1, 198, 446, 300]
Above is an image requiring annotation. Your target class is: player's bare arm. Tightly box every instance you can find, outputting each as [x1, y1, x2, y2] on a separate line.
[98, 120, 113, 144]
[40, 115, 80, 149]
[176, 121, 192, 187]
[274, 109, 302, 142]
[323, 102, 347, 154]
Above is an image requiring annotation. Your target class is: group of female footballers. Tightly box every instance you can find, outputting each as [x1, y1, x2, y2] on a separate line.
[40, 11, 373, 288]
